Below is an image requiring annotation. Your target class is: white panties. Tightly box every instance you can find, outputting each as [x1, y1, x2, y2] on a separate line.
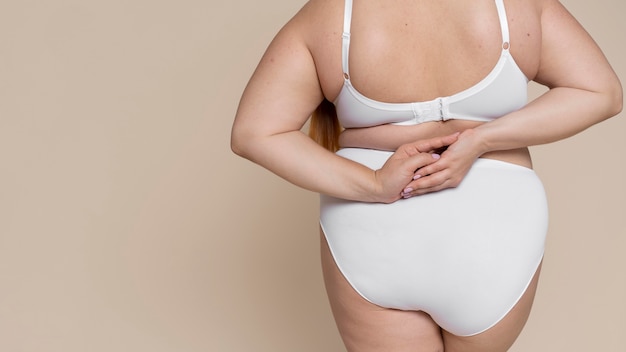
[320, 148, 548, 336]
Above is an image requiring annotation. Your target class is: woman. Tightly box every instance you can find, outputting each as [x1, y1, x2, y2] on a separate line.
[231, 0, 622, 351]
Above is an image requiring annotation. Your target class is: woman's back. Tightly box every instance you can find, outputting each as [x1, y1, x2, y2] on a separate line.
[302, 0, 542, 106]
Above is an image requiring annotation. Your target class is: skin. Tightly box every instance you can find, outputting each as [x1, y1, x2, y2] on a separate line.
[231, 0, 622, 350]
[338, 0, 622, 197]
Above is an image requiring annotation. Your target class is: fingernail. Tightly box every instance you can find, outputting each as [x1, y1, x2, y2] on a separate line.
[432, 153, 441, 159]
[413, 174, 421, 180]
[403, 187, 413, 194]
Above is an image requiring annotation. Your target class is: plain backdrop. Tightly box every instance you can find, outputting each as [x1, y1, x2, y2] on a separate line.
[0, 0, 624, 351]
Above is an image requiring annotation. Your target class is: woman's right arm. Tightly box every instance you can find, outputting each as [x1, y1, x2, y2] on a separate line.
[230, 5, 454, 203]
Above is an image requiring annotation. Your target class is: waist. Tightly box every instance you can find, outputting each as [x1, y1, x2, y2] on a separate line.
[480, 148, 532, 169]
[339, 119, 533, 169]
[335, 149, 535, 182]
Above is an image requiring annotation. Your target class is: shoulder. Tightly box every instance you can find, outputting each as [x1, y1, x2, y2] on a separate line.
[281, 0, 344, 43]
[533, 0, 582, 24]
[264, 0, 344, 61]
[272, 0, 345, 99]
[235, 0, 344, 125]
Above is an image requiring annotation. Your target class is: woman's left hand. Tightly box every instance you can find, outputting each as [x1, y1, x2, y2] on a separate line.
[400, 129, 485, 198]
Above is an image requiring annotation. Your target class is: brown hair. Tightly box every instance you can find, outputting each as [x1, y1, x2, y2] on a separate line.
[309, 98, 342, 152]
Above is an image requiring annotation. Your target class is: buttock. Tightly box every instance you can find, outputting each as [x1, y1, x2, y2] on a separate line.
[319, 148, 549, 336]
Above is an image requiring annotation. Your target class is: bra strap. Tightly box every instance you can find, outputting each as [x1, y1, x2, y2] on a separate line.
[342, 0, 353, 79]
[495, 0, 510, 49]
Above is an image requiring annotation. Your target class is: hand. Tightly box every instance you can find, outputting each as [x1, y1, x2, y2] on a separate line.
[374, 132, 459, 203]
[400, 129, 485, 197]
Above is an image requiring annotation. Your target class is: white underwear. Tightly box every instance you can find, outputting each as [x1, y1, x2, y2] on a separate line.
[320, 148, 548, 336]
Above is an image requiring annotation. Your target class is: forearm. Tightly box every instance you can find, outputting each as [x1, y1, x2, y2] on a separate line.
[472, 86, 622, 154]
[232, 130, 381, 202]
[470, 0, 623, 154]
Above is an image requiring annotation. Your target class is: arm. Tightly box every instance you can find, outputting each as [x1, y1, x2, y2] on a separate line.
[401, 0, 622, 196]
[230, 6, 456, 203]
[472, 0, 622, 151]
[342, 0, 622, 153]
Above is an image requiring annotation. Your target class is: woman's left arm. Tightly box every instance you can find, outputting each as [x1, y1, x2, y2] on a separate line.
[402, 0, 622, 197]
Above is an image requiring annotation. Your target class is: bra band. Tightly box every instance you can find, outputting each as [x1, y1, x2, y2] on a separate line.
[341, 0, 510, 78]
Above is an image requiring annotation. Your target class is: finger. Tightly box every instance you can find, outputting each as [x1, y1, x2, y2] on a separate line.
[401, 172, 447, 197]
[406, 171, 467, 197]
[413, 156, 448, 180]
[407, 132, 460, 155]
[411, 173, 464, 195]
[401, 183, 446, 198]
[413, 164, 436, 179]
[402, 178, 454, 197]
[392, 153, 440, 183]
[408, 184, 449, 197]
[404, 152, 441, 173]
[396, 141, 423, 157]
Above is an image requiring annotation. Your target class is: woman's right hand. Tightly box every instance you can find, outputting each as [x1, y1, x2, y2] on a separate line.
[373, 132, 459, 203]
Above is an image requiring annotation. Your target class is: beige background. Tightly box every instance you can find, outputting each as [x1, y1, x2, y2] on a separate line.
[0, 0, 623, 351]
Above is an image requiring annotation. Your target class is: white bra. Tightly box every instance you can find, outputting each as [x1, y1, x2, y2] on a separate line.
[333, 0, 529, 128]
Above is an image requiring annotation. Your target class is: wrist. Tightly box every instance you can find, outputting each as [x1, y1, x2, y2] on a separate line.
[370, 169, 397, 204]
[459, 128, 491, 157]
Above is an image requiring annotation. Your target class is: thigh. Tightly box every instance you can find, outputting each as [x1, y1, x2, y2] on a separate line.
[442, 263, 542, 352]
[320, 230, 444, 352]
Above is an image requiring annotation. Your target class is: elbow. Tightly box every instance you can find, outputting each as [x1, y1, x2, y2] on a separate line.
[604, 77, 623, 118]
[230, 138, 244, 158]
[609, 82, 623, 117]
[230, 124, 268, 162]
[230, 132, 242, 157]
[230, 126, 251, 159]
